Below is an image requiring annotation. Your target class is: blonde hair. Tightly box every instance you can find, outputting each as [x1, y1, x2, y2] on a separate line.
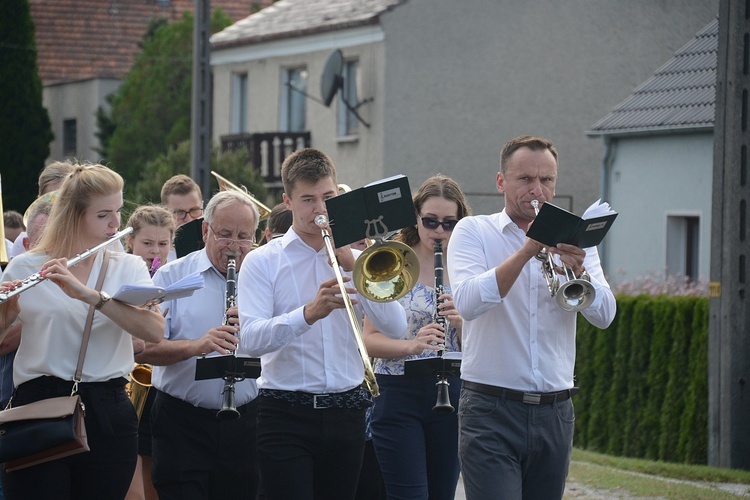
[125, 205, 176, 253]
[34, 164, 124, 258]
[38, 161, 75, 196]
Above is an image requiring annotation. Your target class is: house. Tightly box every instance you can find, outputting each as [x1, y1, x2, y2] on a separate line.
[30, 0, 264, 164]
[587, 20, 717, 285]
[209, 0, 718, 230]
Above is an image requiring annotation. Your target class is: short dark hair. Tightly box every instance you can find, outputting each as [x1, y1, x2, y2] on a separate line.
[160, 174, 202, 204]
[267, 203, 293, 235]
[3, 210, 24, 230]
[281, 148, 337, 196]
[500, 136, 559, 174]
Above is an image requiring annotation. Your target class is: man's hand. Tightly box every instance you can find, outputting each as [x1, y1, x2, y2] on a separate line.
[303, 276, 358, 325]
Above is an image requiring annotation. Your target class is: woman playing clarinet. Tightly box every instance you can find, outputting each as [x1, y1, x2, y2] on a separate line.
[362, 175, 470, 500]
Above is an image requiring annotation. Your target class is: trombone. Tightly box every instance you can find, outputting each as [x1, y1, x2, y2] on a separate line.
[530, 200, 595, 312]
[315, 214, 380, 397]
[0, 175, 8, 266]
[211, 171, 272, 221]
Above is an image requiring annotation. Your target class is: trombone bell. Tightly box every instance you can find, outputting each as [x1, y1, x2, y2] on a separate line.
[353, 240, 419, 302]
[211, 171, 272, 221]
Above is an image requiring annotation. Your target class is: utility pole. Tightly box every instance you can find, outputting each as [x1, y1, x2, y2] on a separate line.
[709, 0, 750, 470]
[190, 0, 212, 203]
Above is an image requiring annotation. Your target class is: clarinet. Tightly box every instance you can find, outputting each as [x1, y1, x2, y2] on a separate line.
[432, 240, 454, 414]
[217, 257, 241, 420]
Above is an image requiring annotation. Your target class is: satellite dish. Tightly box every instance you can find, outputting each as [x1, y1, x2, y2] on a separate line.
[320, 49, 344, 107]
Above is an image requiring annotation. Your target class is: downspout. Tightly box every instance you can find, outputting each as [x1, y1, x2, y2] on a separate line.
[599, 136, 616, 274]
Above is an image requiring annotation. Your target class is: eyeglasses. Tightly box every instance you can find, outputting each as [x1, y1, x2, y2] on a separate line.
[209, 224, 255, 249]
[419, 216, 459, 231]
[173, 207, 203, 220]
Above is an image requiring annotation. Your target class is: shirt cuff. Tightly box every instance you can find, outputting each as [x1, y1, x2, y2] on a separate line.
[478, 268, 503, 304]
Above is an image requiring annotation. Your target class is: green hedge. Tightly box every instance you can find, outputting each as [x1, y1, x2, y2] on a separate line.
[574, 295, 709, 464]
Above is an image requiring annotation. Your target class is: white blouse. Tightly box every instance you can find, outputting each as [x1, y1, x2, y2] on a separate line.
[2, 249, 153, 386]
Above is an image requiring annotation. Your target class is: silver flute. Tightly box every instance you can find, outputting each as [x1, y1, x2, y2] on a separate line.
[0, 227, 133, 304]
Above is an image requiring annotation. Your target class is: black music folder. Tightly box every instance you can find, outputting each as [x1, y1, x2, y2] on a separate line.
[525, 200, 617, 248]
[325, 175, 416, 248]
[195, 355, 261, 381]
[174, 217, 205, 258]
[404, 352, 462, 378]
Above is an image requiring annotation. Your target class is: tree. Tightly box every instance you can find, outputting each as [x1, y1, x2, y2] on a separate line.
[125, 140, 270, 226]
[99, 10, 232, 188]
[0, 0, 53, 212]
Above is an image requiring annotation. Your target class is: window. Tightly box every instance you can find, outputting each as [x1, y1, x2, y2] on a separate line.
[280, 68, 307, 132]
[666, 215, 700, 280]
[337, 60, 359, 137]
[63, 119, 77, 157]
[230, 73, 248, 134]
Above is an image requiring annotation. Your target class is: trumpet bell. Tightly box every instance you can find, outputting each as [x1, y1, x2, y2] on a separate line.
[353, 240, 419, 302]
[128, 364, 153, 422]
[555, 279, 596, 312]
[211, 171, 272, 221]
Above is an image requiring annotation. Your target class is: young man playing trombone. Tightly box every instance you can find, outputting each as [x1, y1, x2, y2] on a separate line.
[238, 148, 407, 500]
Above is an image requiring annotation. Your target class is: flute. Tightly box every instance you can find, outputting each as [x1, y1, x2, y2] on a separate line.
[0, 227, 133, 304]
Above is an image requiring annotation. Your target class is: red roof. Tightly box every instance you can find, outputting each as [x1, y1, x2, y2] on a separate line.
[30, 0, 267, 86]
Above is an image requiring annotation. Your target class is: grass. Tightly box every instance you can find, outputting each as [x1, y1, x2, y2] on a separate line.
[567, 448, 750, 499]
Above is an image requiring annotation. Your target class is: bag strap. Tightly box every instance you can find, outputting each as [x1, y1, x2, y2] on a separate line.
[72, 250, 110, 395]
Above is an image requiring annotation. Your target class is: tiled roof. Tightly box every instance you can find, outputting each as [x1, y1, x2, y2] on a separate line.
[588, 19, 717, 136]
[211, 0, 404, 49]
[30, 0, 262, 86]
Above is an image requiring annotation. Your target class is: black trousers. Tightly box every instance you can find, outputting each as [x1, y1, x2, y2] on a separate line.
[150, 390, 259, 500]
[1, 376, 138, 500]
[256, 396, 367, 500]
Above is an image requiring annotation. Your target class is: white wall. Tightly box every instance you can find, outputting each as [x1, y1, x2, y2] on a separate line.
[212, 26, 387, 190]
[44, 78, 121, 164]
[604, 132, 713, 284]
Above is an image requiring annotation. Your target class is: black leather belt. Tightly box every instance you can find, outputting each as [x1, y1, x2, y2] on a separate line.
[259, 386, 371, 410]
[463, 381, 579, 405]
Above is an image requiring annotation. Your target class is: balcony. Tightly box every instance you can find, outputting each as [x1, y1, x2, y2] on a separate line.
[221, 132, 312, 188]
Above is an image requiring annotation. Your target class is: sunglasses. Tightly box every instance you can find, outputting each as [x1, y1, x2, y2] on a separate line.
[419, 216, 459, 231]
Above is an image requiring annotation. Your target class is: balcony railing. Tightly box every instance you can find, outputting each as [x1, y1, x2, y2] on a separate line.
[221, 132, 312, 187]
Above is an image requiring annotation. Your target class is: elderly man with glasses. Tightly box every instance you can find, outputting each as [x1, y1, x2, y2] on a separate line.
[137, 190, 261, 500]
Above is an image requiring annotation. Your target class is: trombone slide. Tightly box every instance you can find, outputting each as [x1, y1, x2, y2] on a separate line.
[315, 215, 380, 397]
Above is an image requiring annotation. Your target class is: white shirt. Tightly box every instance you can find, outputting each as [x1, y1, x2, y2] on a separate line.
[9, 233, 26, 258]
[238, 229, 407, 393]
[2, 250, 151, 386]
[151, 249, 258, 408]
[447, 210, 616, 393]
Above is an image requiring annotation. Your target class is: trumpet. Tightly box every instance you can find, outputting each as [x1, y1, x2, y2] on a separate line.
[530, 200, 595, 312]
[431, 239, 454, 414]
[315, 215, 380, 397]
[0, 227, 133, 303]
[217, 256, 241, 420]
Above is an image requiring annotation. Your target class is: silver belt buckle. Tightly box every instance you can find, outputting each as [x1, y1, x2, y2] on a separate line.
[522, 393, 541, 405]
[313, 394, 331, 409]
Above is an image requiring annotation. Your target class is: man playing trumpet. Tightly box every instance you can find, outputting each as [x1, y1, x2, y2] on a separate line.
[137, 190, 260, 500]
[448, 136, 616, 500]
[238, 148, 407, 500]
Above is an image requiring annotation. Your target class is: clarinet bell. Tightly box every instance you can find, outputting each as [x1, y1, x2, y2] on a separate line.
[432, 378, 455, 414]
[217, 382, 241, 420]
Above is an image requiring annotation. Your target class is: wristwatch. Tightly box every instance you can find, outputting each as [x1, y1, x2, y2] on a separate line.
[94, 291, 112, 310]
[577, 270, 590, 282]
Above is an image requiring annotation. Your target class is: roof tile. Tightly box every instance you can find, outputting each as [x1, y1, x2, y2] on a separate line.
[588, 18, 718, 135]
[30, 0, 263, 86]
